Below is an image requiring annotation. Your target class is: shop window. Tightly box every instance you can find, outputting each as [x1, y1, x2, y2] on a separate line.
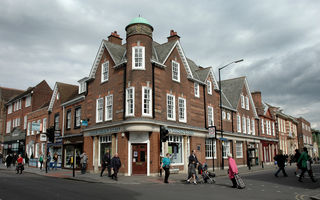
[168, 135, 183, 164]
[99, 135, 112, 166]
[236, 142, 243, 158]
[222, 141, 231, 158]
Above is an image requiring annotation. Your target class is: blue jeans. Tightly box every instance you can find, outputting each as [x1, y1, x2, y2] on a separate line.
[81, 163, 87, 174]
[52, 161, 57, 170]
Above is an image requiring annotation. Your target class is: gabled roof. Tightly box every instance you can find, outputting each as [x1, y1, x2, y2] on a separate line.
[6, 80, 49, 104]
[0, 87, 24, 103]
[89, 40, 126, 79]
[48, 82, 79, 112]
[220, 77, 259, 118]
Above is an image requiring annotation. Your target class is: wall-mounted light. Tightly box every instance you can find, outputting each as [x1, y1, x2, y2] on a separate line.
[121, 133, 125, 138]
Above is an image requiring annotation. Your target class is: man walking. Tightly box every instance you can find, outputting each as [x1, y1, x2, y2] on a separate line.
[187, 150, 199, 184]
[274, 150, 288, 177]
[111, 153, 121, 181]
[46, 152, 51, 171]
[100, 150, 111, 177]
[298, 147, 316, 182]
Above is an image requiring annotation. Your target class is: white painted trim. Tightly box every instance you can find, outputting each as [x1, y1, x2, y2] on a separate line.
[166, 94, 176, 121]
[48, 83, 58, 112]
[101, 61, 109, 83]
[162, 41, 193, 79]
[178, 97, 187, 123]
[142, 87, 152, 117]
[244, 78, 259, 119]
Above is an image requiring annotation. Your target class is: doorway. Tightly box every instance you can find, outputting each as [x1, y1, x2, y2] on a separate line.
[132, 144, 147, 175]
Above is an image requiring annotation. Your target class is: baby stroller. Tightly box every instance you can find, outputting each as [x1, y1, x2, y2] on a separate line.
[198, 162, 216, 184]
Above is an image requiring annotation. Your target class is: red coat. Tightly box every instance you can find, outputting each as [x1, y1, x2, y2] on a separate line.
[17, 157, 23, 164]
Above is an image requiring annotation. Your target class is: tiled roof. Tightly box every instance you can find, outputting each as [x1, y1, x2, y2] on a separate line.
[196, 67, 210, 82]
[0, 87, 24, 102]
[220, 77, 246, 109]
[56, 82, 79, 104]
[153, 41, 176, 63]
[103, 40, 126, 65]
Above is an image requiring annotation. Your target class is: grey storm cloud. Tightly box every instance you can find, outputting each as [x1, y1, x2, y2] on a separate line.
[0, 0, 320, 129]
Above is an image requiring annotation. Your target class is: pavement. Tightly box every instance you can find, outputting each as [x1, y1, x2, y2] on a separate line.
[0, 162, 289, 185]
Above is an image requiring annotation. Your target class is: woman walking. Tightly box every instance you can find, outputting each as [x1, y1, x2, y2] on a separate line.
[228, 153, 239, 188]
[16, 154, 24, 174]
[162, 153, 171, 183]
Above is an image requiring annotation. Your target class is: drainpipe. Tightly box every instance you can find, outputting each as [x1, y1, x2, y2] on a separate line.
[62, 106, 65, 137]
[203, 85, 207, 129]
[123, 64, 127, 120]
[152, 63, 155, 119]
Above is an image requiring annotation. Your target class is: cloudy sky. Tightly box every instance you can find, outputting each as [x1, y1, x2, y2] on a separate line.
[1, 0, 319, 129]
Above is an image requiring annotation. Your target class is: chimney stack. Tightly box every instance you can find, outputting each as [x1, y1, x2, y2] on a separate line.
[108, 31, 123, 45]
[167, 30, 180, 42]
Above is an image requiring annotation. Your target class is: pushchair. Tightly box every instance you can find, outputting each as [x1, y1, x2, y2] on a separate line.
[198, 162, 216, 184]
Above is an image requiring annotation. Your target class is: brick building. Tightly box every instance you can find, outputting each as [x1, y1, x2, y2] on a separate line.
[252, 91, 278, 164]
[297, 117, 313, 155]
[0, 87, 24, 154]
[3, 80, 52, 157]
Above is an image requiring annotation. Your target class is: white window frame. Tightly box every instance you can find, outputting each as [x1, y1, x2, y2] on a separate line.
[205, 139, 217, 159]
[75, 107, 81, 127]
[247, 117, 251, 135]
[223, 141, 231, 158]
[32, 121, 36, 135]
[25, 95, 31, 107]
[79, 81, 86, 94]
[227, 112, 231, 121]
[43, 118, 47, 133]
[207, 80, 212, 95]
[245, 96, 249, 110]
[168, 135, 184, 165]
[167, 94, 176, 121]
[24, 115, 27, 130]
[222, 111, 226, 120]
[242, 116, 246, 133]
[208, 106, 214, 126]
[132, 46, 145, 70]
[126, 87, 135, 117]
[241, 94, 245, 109]
[101, 61, 109, 83]
[178, 97, 187, 123]
[105, 95, 113, 121]
[66, 110, 71, 129]
[142, 87, 152, 117]
[37, 119, 41, 134]
[96, 98, 104, 123]
[18, 99, 21, 110]
[251, 118, 255, 135]
[6, 120, 11, 133]
[27, 122, 31, 136]
[172, 60, 180, 82]
[194, 82, 200, 98]
[272, 122, 275, 136]
[8, 104, 12, 114]
[261, 119, 265, 134]
[237, 114, 241, 133]
[236, 142, 243, 158]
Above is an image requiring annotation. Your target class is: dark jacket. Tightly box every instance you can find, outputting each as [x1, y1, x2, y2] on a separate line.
[102, 153, 111, 167]
[274, 154, 286, 168]
[111, 157, 121, 170]
[188, 154, 198, 167]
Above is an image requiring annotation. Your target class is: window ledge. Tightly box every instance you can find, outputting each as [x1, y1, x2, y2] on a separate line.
[132, 68, 145, 71]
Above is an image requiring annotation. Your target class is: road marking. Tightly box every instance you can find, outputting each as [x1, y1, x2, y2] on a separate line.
[276, 191, 281, 193]
[261, 189, 265, 192]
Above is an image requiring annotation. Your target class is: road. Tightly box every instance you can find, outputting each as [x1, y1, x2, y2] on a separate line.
[0, 165, 319, 200]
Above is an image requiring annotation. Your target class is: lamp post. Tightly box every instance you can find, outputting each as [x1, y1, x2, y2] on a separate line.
[219, 59, 243, 170]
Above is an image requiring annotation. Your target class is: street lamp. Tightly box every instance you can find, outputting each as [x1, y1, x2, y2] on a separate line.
[218, 59, 243, 170]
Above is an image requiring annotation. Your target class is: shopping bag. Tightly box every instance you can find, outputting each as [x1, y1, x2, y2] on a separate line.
[234, 173, 246, 189]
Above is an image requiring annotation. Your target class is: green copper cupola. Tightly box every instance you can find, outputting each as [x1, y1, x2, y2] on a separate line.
[125, 17, 153, 39]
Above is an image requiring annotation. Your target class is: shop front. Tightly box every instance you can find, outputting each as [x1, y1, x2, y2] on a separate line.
[3, 129, 26, 157]
[47, 138, 63, 168]
[247, 142, 259, 166]
[62, 134, 83, 169]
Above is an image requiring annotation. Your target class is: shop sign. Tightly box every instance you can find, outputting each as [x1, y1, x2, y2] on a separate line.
[81, 120, 88, 126]
[32, 122, 41, 131]
[167, 128, 194, 136]
[40, 134, 47, 142]
[87, 127, 121, 135]
[55, 137, 62, 143]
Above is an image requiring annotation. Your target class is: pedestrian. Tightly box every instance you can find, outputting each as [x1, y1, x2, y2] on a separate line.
[16, 154, 24, 174]
[227, 153, 239, 188]
[80, 152, 88, 174]
[298, 147, 316, 182]
[39, 154, 44, 170]
[12, 153, 18, 167]
[0, 152, 3, 165]
[162, 153, 171, 183]
[187, 149, 199, 184]
[293, 149, 301, 175]
[274, 150, 288, 177]
[100, 149, 111, 177]
[46, 152, 51, 171]
[111, 153, 121, 181]
[5, 154, 12, 168]
[52, 153, 58, 170]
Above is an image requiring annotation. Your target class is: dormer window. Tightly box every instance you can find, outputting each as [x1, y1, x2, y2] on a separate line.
[240, 94, 245, 109]
[207, 80, 212, 95]
[101, 61, 109, 83]
[25, 95, 31, 107]
[172, 60, 180, 82]
[79, 81, 86, 94]
[194, 83, 200, 98]
[132, 46, 145, 70]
